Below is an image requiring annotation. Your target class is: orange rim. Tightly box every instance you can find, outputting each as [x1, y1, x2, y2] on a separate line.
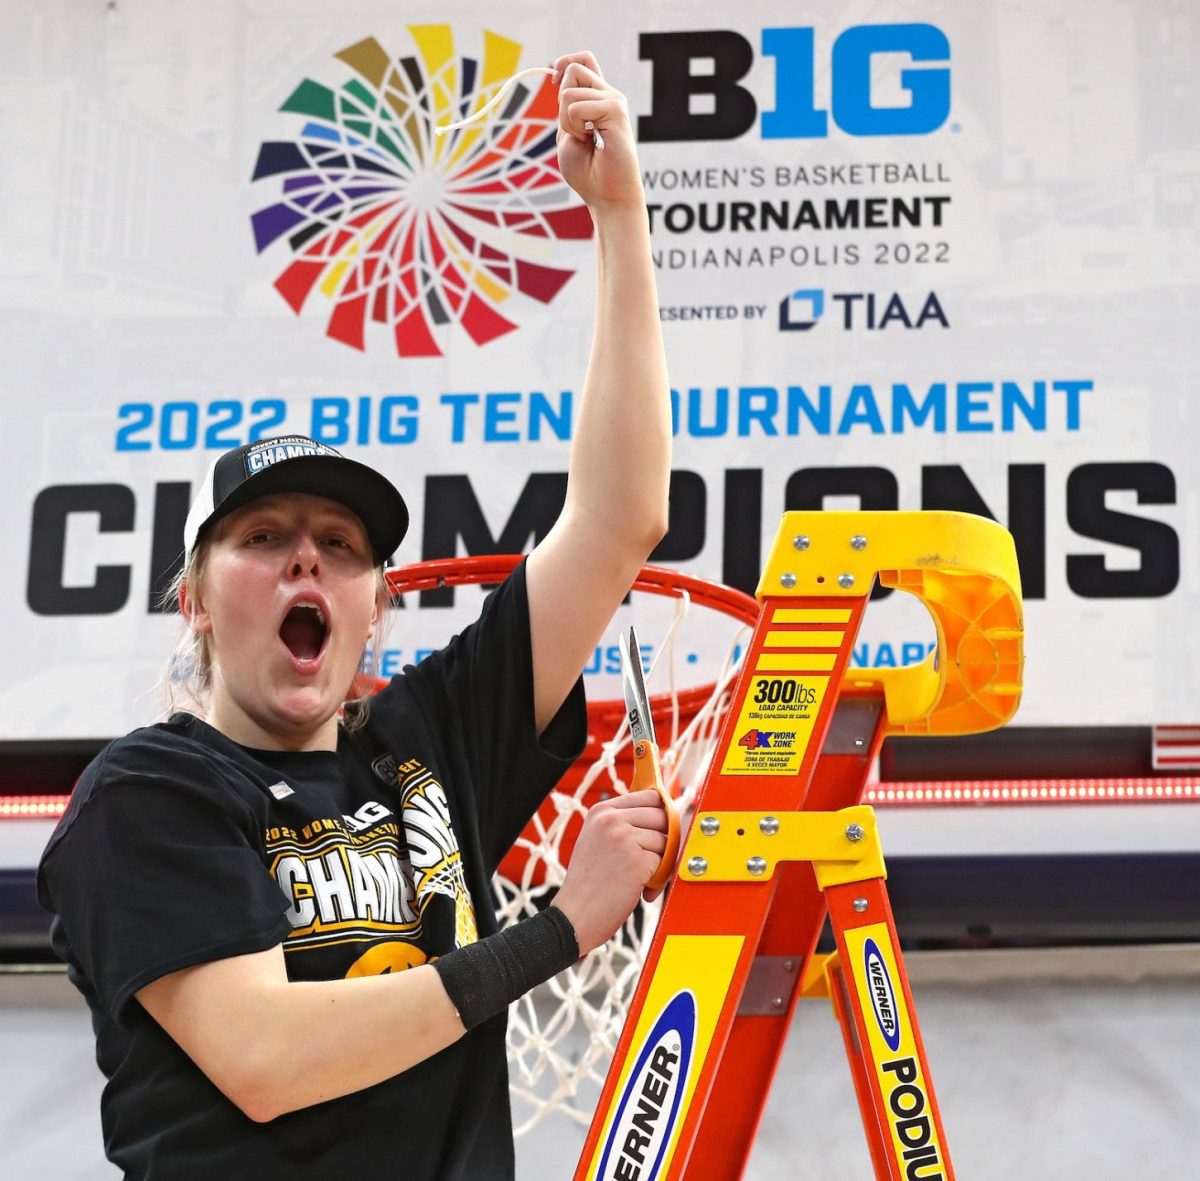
[381, 555, 760, 720]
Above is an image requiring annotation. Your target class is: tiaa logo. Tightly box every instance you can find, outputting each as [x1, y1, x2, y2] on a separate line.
[598, 991, 696, 1181]
[864, 939, 902, 1052]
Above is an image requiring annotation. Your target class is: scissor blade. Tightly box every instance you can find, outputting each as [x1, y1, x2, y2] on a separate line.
[620, 626, 656, 746]
[619, 632, 648, 744]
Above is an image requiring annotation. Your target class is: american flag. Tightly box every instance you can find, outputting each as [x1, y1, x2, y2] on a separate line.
[1152, 726, 1200, 770]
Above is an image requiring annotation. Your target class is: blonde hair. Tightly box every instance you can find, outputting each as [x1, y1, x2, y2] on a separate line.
[159, 537, 392, 734]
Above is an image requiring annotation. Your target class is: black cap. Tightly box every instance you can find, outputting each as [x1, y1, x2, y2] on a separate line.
[183, 435, 408, 562]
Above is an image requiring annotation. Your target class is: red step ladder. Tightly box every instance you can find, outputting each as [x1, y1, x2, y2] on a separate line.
[574, 510, 1024, 1181]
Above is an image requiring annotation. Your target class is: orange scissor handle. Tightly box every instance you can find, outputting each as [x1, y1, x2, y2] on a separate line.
[631, 739, 682, 892]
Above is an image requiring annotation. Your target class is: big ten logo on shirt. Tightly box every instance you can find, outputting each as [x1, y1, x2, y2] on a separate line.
[263, 759, 477, 977]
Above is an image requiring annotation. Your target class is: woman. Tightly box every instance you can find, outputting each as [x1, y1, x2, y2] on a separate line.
[37, 52, 672, 1179]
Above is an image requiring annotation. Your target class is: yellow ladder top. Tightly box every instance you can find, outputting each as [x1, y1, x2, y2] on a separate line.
[758, 510, 1024, 736]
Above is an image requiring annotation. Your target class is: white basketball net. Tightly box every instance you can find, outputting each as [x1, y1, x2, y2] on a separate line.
[493, 593, 751, 1134]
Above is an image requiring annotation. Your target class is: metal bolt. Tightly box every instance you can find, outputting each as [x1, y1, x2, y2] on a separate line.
[837, 573, 855, 589]
[845, 823, 865, 842]
[853, 898, 869, 913]
[771, 996, 785, 1009]
[780, 572, 797, 589]
[747, 856, 768, 876]
[850, 535, 868, 550]
[699, 816, 720, 836]
[688, 856, 709, 877]
[759, 816, 780, 836]
[793, 535, 810, 551]
[783, 960, 796, 972]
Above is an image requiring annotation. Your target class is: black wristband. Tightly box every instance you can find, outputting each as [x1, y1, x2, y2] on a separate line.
[432, 905, 580, 1031]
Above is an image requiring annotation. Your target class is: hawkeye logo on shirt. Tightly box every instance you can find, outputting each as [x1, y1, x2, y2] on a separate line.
[264, 759, 477, 972]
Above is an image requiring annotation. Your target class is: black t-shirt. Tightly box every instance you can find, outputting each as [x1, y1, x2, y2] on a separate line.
[37, 562, 586, 1180]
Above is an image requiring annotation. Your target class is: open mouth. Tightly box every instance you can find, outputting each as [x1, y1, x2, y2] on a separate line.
[279, 603, 328, 664]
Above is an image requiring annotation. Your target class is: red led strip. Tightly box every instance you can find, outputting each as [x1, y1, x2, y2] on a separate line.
[1, 779, 1198, 821]
[864, 778, 1200, 806]
[0, 795, 71, 819]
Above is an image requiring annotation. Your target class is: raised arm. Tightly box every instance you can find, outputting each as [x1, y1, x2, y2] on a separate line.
[526, 51, 672, 732]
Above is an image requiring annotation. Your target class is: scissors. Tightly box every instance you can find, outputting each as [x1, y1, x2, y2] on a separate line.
[619, 626, 681, 893]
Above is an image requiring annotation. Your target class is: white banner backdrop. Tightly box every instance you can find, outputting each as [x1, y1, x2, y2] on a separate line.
[2, 0, 1197, 739]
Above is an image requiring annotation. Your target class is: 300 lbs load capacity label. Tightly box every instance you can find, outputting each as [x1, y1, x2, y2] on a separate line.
[720, 674, 829, 775]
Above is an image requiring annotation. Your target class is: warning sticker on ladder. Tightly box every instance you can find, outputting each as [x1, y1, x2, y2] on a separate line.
[720, 674, 830, 775]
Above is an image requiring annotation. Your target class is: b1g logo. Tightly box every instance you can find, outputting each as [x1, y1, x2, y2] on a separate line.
[640, 24, 951, 142]
[250, 27, 593, 359]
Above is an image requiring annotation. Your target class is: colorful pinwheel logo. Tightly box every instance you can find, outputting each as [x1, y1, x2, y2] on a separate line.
[250, 29, 593, 357]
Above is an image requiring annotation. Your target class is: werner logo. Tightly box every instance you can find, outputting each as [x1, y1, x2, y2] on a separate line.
[864, 939, 902, 1052]
[640, 24, 951, 143]
[598, 991, 695, 1181]
[780, 290, 948, 332]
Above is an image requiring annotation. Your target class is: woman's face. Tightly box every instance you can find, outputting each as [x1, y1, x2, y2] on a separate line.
[183, 491, 379, 750]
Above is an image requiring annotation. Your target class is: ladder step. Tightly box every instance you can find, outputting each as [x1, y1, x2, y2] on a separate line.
[800, 953, 837, 999]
